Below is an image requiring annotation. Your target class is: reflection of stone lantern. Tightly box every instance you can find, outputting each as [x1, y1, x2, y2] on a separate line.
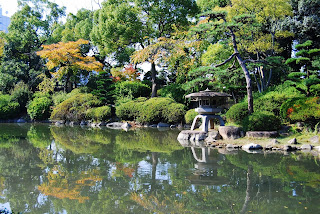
[185, 89, 231, 132]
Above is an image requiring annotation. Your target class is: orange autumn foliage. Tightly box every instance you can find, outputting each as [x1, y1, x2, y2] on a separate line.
[38, 165, 102, 203]
[37, 39, 103, 79]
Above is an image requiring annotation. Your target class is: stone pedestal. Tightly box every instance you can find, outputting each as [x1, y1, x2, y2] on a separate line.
[191, 114, 225, 132]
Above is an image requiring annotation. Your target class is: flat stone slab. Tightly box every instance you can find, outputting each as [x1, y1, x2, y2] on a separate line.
[246, 131, 278, 138]
[219, 126, 244, 140]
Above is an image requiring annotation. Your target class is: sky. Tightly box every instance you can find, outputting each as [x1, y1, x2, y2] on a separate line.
[0, 0, 101, 17]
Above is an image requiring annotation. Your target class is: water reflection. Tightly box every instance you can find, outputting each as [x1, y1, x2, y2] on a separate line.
[0, 124, 319, 213]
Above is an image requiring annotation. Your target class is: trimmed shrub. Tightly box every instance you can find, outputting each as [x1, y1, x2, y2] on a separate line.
[185, 109, 198, 124]
[226, 102, 248, 124]
[115, 97, 147, 121]
[27, 96, 53, 120]
[114, 81, 151, 99]
[0, 94, 20, 119]
[51, 93, 101, 122]
[242, 111, 281, 131]
[281, 97, 320, 124]
[116, 97, 186, 124]
[86, 106, 112, 122]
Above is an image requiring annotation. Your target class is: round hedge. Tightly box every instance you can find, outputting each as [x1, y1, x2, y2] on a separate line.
[27, 96, 53, 121]
[242, 111, 281, 131]
[226, 102, 248, 124]
[185, 109, 198, 124]
[86, 106, 112, 122]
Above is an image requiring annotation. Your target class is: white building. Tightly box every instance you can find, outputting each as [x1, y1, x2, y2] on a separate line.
[0, 6, 10, 33]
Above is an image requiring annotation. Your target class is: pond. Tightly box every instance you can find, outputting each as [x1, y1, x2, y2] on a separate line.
[0, 124, 319, 213]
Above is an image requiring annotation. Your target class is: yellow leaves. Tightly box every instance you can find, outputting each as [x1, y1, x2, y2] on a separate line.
[37, 39, 103, 79]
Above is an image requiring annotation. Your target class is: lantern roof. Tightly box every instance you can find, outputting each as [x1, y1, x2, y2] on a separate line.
[185, 89, 232, 99]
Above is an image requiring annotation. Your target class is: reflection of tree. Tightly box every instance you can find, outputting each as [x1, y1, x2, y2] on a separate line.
[27, 125, 52, 148]
[50, 126, 112, 154]
[38, 165, 102, 203]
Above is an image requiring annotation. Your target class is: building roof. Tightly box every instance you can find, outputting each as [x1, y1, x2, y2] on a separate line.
[185, 89, 232, 99]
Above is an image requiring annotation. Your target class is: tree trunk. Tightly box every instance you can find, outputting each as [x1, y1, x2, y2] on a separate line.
[236, 54, 254, 114]
[151, 62, 157, 98]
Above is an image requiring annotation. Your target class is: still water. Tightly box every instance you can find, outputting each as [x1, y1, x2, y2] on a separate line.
[0, 124, 319, 213]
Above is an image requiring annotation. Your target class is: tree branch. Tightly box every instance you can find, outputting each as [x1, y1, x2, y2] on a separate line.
[212, 53, 236, 67]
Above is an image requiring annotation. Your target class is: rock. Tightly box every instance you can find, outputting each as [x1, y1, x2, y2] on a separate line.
[270, 139, 280, 145]
[55, 121, 64, 126]
[296, 122, 304, 128]
[314, 146, 320, 151]
[218, 126, 243, 140]
[288, 138, 298, 144]
[300, 144, 313, 150]
[149, 124, 157, 128]
[121, 122, 132, 129]
[80, 121, 87, 126]
[246, 131, 278, 138]
[17, 118, 27, 123]
[265, 145, 273, 150]
[184, 124, 191, 129]
[309, 136, 319, 144]
[282, 145, 297, 151]
[170, 125, 176, 129]
[98, 121, 106, 126]
[242, 143, 263, 150]
[205, 130, 221, 142]
[107, 122, 124, 128]
[157, 122, 170, 128]
[226, 144, 235, 148]
[177, 130, 207, 142]
[69, 121, 79, 126]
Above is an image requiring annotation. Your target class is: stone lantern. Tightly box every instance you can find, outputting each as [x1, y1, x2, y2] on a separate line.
[185, 89, 231, 132]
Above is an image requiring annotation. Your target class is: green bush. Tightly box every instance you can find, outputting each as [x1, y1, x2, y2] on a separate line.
[226, 102, 248, 124]
[10, 81, 31, 112]
[0, 94, 20, 119]
[242, 111, 281, 131]
[158, 83, 186, 103]
[185, 109, 198, 124]
[86, 106, 112, 122]
[114, 81, 151, 99]
[115, 97, 147, 121]
[27, 96, 53, 120]
[51, 93, 101, 122]
[116, 97, 186, 124]
[52, 91, 69, 106]
[280, 97, 320, 124]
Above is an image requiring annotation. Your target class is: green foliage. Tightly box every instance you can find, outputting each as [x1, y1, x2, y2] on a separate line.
[52, 91, 69, 106]
[115, 97, 147, 121]
[185, 109, 198, 124]
[226, 102, 248, 124]
[242, 111, 281, 131]
[86, 106, 112, 122]
[114, 81, 151, 100]
[27, 96, 53, 121]
[158, 83, 186, 103]
[116, 97, 186, 124]
[87, 71, 115, 104]
[281, 97, 320, 124]
[10, 81, 32, 113]
[51, 93, 101, 122]
[0, 94, 20, 119]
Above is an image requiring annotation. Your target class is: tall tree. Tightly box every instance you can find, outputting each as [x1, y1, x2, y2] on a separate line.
[37, 39, 103, 92]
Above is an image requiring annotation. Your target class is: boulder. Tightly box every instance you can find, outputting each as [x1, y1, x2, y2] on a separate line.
[55, 121, 64, 126]
[121, 122, 132, 129]
[314, 146, 320, 151]
[205, 130, 221, 142]
[170, 125, 176, 129]
[80, 121, 87, 126]
[218, 126, 244, 140]
[107, 122, 124, 128]
[270, 139, 280, 145]
[288, 138, 298, 144]
[300, 144, 313, 150]
[157, 122, 170, 128]
[98, 121, 106, 126]
[282, 145, 297, 151]
[246, 131, 278, 138]
[69, 121, 79, 126]
[309, 136, 319, 144]
[242, 143, 263, 150]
